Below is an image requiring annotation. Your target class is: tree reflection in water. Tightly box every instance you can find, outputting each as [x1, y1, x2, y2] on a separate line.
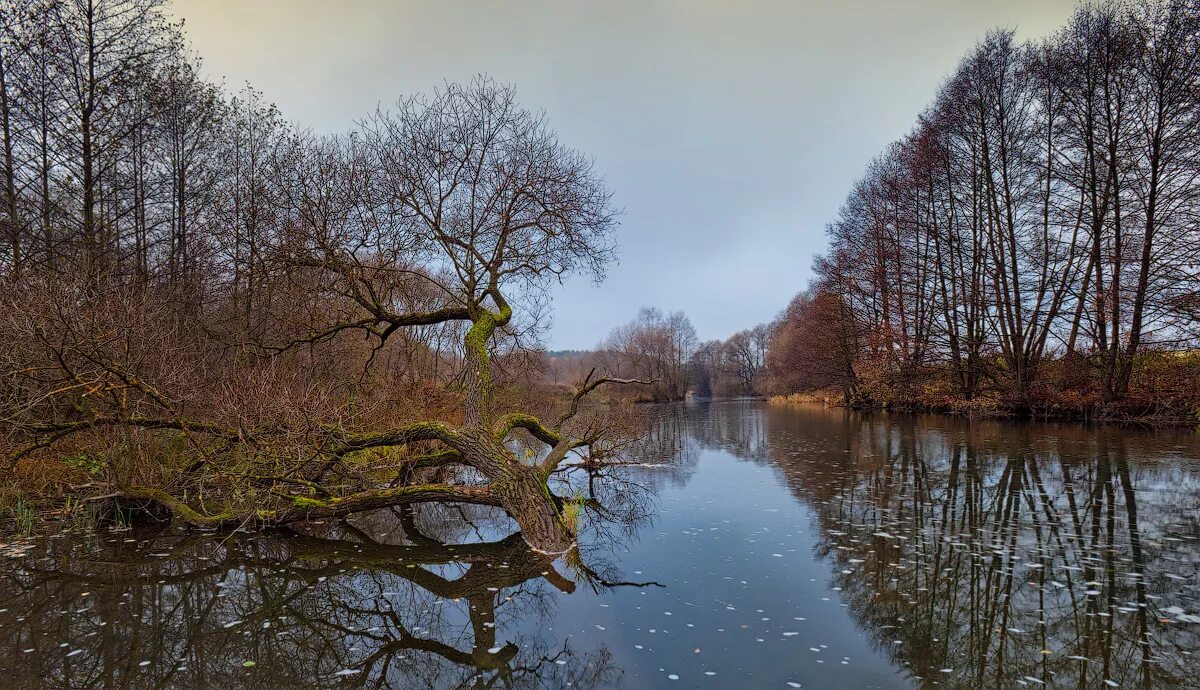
[0, 506, 632, 689]
[0, 412, 691, 689]
[688, 401, 1200, 689]
[3, 402, 1198, 689]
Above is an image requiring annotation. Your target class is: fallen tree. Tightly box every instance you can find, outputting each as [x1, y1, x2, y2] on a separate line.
[1, 78, 640, 554]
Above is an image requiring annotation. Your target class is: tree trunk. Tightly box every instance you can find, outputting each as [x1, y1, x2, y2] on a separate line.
[490, 462, 574, 554]
[458, 294, 574, 553]
[454, 421, 574, 554]
[0, 41, 18, 275]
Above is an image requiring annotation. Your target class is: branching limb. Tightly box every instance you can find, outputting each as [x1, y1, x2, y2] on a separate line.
[7, 416, 243, 469]
[555, 368, 655, 428]
[330, 421, 462, 456]
[538, 436, 584, 477]
[492, 412, 562, 445]
[121, 483, 501, 528]
[494, 369, 652, 448]
[263, 305, 473, 354]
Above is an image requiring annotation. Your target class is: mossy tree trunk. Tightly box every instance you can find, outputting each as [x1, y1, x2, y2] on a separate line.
[15, 289, 635, 553]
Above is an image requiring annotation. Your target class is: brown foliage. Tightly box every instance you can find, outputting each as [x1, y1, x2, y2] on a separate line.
[767, 0, 1200, 421]
[0, 69, 632, 552]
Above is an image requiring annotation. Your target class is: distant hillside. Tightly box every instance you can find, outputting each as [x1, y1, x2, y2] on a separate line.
[546, 349, 593, 358]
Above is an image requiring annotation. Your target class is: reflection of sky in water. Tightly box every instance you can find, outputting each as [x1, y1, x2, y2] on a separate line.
[1, 401, 1198, 688]
[553, 445, 909, 688]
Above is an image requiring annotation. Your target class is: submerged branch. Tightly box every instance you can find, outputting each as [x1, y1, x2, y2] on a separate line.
[121, 483, 501, 529]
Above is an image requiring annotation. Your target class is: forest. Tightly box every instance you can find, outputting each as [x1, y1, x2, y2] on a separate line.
[0, 0, 1198, 545]
[767, 0, 1200, 421]
[0, 0, 660, 551]
[548, 308, 771, 402]
[551, 0, 1200, 422]
[2, 2, 1199, 688]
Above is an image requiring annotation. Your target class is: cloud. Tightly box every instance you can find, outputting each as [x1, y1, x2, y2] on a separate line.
[172, 0, 1078, 348]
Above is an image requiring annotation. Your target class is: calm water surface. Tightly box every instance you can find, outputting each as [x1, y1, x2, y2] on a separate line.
[2, 401, 1199, 688]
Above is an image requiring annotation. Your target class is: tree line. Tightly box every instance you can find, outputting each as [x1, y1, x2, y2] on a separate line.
[768, 0, 1200, 420]
[545, 308, 771, 401]
[0, 0, 653, 552]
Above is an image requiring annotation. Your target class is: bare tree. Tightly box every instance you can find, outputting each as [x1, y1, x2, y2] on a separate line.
[774, 1, 1200, 417]
[598, 308, 695, 400]
[3, 77, 630, 554]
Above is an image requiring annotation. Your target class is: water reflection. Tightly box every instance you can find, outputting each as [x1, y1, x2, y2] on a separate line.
[0, 509, 622, 688]
[701, 401, 1200, 689]
[2, 402, 1198, 688]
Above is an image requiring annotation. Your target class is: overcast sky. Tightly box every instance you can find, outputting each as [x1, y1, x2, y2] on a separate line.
[171, 0, 1078, 350]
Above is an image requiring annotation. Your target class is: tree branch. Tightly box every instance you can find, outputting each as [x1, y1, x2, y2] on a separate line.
[7, 416, 243, 469]
[492, 412, 562, 445]
[330, 421, 462, 456]
[555, 368, 655, 428]
[121, 482, 501, 528]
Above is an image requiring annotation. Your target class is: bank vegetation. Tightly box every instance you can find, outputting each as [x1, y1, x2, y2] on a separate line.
[767, 0, 1200, 424]
[0, 0, 656, 550]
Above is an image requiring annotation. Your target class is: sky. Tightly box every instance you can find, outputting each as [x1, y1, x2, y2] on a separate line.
[171, 0, 1079, 350]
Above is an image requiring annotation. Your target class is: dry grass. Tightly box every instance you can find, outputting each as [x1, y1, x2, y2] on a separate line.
[769, 392, 843, 406]
[771, 352, 1200, 426]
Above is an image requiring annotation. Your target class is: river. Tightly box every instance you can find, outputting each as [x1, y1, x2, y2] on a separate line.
[2, 401, 1198, 688]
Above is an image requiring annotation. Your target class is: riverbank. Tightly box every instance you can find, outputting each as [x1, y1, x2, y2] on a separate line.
[769, 389, 1200, 427]
[4, 398, 1198, 688]
[770, 350, 1200, 427]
